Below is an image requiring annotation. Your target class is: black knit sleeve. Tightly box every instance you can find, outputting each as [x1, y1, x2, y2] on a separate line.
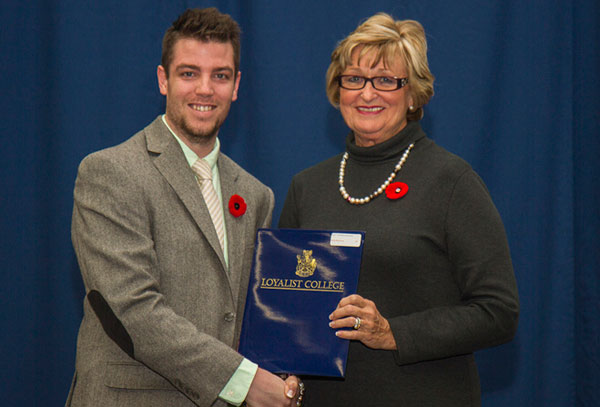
[390, 169, 519, 365]
[278, 176, 300, 229]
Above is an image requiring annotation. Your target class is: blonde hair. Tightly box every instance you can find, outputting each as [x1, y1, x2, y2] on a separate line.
[326, 13, 434, 121]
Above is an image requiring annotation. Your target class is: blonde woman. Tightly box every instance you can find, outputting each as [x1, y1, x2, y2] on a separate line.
[279, 13, 519, 406]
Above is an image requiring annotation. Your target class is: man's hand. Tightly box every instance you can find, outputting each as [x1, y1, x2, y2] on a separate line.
[245, 368, 302, 407]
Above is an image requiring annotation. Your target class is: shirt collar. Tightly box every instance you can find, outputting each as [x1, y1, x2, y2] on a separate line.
[161, 114, 220, 170]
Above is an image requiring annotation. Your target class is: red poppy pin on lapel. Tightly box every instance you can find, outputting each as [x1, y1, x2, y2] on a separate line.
[228, 194, 247, 217]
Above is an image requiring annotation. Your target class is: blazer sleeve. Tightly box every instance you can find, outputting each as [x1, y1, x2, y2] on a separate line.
[72, 152, 248, 405]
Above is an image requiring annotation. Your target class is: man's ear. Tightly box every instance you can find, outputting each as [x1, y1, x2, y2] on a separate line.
[232, 71, 241, 102]
[157, 65, 168, 96]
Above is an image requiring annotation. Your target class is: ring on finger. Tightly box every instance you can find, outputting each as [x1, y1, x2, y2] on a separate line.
[353, 316, 361, 330]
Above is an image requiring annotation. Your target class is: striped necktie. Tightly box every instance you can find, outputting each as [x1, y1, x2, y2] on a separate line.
[192, 159, 225, 253]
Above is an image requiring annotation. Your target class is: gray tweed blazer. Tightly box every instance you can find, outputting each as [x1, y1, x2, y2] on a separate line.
[66, 117, 274, 406]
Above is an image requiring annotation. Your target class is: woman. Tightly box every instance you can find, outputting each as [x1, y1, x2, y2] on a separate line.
[278, 13, 519, 406]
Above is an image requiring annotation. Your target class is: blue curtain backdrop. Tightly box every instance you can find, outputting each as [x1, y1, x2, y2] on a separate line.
[1, 0, 598, 405]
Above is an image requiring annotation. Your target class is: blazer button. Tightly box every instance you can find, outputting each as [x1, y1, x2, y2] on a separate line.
[224, 312, 235, 322]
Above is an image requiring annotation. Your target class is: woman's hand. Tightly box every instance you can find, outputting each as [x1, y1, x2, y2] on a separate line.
[283, 374, 305, 407]
[328, 294, 397, 350]
[245, 369, 304, 407]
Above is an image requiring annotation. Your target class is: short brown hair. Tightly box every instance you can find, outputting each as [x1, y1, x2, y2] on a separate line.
[161, 8, 241, 77]
[326, 13, 434, 121]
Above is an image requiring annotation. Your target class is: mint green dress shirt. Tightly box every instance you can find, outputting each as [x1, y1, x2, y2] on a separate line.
[162, 115, 258, 406]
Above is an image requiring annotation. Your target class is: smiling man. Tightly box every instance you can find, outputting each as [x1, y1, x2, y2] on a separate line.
[158, 37, 241, 156]
[66, 8, 301, 407]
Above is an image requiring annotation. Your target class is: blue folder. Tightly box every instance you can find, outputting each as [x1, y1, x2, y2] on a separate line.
[238, 228, 364, 377]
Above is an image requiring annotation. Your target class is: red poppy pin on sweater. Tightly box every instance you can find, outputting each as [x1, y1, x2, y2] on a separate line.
[228, 194, 247, 217]
[385, 182, 409, 200]
[338, 143, 414, 204]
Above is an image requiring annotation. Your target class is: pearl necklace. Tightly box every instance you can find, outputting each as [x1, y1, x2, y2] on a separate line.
[338, 143, 414, 204]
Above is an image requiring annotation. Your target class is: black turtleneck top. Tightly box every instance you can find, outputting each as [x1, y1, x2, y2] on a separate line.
[279, 121, 519, 406]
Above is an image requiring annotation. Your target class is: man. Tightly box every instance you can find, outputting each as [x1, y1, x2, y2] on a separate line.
[66, 8, 301, 407]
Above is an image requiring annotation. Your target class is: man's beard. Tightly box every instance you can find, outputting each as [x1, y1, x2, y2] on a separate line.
[177, 115, 223, 142]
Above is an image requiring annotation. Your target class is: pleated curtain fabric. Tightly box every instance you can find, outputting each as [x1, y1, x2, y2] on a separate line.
[192, 158, 225, 253]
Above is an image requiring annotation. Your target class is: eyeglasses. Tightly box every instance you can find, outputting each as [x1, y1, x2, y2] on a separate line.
[337, 75, 409, 91]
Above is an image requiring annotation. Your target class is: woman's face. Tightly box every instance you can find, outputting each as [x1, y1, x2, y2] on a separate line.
[339, 49, 413, 147]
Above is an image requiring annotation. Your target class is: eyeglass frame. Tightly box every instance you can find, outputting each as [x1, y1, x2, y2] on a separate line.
[337, 75, 409, 91]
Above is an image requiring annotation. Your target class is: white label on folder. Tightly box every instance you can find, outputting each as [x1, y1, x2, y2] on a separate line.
[330, 233, 362, 247]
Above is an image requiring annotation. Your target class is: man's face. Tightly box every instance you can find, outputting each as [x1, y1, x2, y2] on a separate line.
[157, 38, 240, 144]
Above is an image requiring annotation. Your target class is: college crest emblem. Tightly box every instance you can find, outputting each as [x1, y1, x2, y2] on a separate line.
[295, 250, 317, 277]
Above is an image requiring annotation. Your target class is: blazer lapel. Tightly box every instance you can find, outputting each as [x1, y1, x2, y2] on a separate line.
[144, 117, 228, 271]
[218, 155, 247, 298]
